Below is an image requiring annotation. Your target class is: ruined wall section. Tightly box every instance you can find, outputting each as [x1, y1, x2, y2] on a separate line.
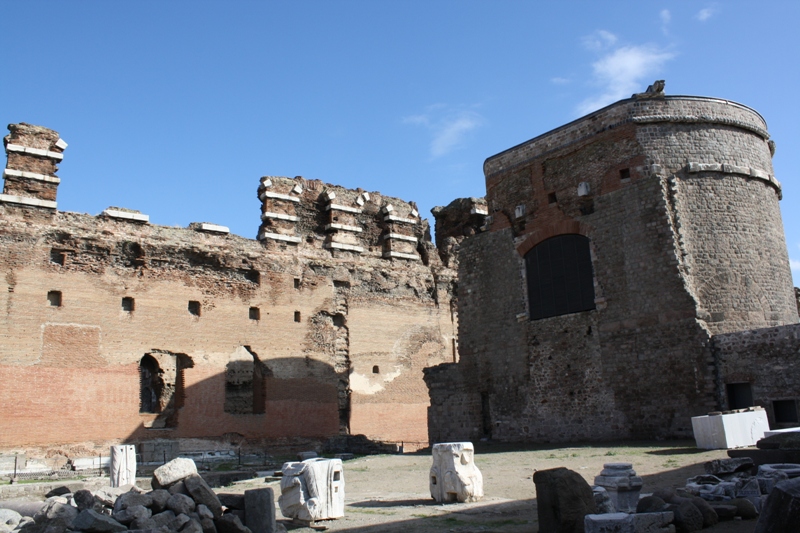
[1, 123, 65, 207]
[712, 324, 800, 428]
[0, 125, 456, 451]
[428, 95, 791, 444]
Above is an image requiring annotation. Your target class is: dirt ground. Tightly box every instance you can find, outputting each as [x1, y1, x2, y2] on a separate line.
[223, 440, 759, 533]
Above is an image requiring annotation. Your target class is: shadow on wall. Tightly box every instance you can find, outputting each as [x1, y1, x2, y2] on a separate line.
[124, 351, 343, 451]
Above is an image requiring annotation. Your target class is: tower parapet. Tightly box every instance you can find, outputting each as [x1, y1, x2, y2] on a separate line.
[1, 123, 66, 210]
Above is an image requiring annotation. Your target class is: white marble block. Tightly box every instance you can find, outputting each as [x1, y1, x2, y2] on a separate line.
[692, 409, 770, 449]
[430, 442, 484, 503]
[278, 458, 344, 522]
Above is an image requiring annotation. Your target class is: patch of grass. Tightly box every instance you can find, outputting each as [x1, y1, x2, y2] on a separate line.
[486, 519, 529, 527]
[348, 508, 396, 516]
[604, 451, 617, 456]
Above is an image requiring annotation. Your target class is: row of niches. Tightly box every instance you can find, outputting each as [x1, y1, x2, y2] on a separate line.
[43, 290, 302, 322]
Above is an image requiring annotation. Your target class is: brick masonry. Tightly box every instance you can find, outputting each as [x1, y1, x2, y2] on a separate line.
[427, 93, 800, 444]
[0, 124, 457, 455]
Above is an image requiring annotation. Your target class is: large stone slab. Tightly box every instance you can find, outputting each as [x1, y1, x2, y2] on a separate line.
[534, 467, 597, 533]
[153, 458, 198, 487]
[692, 410, 769, 450]
[429, 442, 483, 503]
[244, 488, 276, 533]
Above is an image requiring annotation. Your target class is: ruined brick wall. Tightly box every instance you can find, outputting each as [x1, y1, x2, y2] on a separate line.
[0, 124, 457, 453]
[712, 324, 800, 428]
[427, 93, 797, 444]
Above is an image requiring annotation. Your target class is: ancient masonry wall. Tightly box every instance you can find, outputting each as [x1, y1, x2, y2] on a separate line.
[712, 324, 800, 428]
[0, 123, 457, 454]
[427, 94, 799, 444]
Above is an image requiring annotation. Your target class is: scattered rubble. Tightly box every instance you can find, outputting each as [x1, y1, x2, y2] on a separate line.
[0, 458, 280, 533]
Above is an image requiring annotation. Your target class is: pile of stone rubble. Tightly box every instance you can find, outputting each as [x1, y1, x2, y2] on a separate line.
[0, 458, 278, 533]
[534, 458, 800, 533]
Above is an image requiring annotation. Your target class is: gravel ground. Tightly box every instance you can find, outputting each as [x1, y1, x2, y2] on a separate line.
[225, 440, 759, 533]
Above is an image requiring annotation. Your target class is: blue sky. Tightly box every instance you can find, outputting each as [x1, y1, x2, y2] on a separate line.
[2, 1, 798, 285]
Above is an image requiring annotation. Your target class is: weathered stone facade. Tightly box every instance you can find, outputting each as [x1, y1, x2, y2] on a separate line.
[0, 123, 457, 454]
[426, 93, 800, 444]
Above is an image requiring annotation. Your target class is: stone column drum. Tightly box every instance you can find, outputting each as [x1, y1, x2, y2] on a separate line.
[593, 463, 642, 513]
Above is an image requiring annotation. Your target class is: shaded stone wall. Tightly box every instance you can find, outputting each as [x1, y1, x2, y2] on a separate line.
[712, 324, 800, 427]
[0, 123, 456, 453]
[427, 94, 797, 444]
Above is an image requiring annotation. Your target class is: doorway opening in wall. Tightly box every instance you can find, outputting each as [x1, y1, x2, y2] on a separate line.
[726, 383, 754, 410]
[139, 351, 192, 428]
[224, 346, 267, 415]
[525, 234, 595, 320]
[773, 399, 799, 425]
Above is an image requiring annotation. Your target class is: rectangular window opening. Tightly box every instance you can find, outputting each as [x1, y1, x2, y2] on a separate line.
[249, 307, 260, 321]
[49, 249, 65, 266]
[294, 311, 301, 323]
[122, 297, 135, 312]
[619, 168, 631, 181]
[47, 290, 62, 307]
[773, 400, 799, 424]
[547, 192, 557, 205]
[188, 300, 201, 317]
[294, 278, 301, 289]
[726, 383, 754, 410]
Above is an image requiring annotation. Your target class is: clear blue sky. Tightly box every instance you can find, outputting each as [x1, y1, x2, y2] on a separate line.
[2, 1, 798, 285]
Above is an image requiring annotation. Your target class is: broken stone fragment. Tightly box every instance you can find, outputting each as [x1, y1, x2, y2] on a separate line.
[216, 494, 244, 510]
[183, 474, 222, 519]
[0, 509, 22, 528]
[429, 442, 483, 503]
[244, 488, 276, 533]
[214, 514, 252, 533]
[154, 458, 199, 487]
[114, 491, 154, 513]
[533, 467, 596, 533]
[71, 510, 127, 533]
[705, 457, 754, 475]
[150, 489, 171, 513]
[112, 504, 152, 525]
[753, 478, 800, 532]
[167, 493, 196, 516]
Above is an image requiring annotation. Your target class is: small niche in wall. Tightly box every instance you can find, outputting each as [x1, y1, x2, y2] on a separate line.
[372, 365, 380, 374]
[47, 290, 62, 307]
[773, 399, 799, 424]
[249, 307, 260, 321]
[245, 269, 260, 285]
[122, 297, 135, 312]
[547, 192, 557, 205]
[294, 278, 301, 289]
[294, 311, 301, 323]
[49, 249, 65, 266]
[619, 168, 631, 181]
[188, 301, 201, 317]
